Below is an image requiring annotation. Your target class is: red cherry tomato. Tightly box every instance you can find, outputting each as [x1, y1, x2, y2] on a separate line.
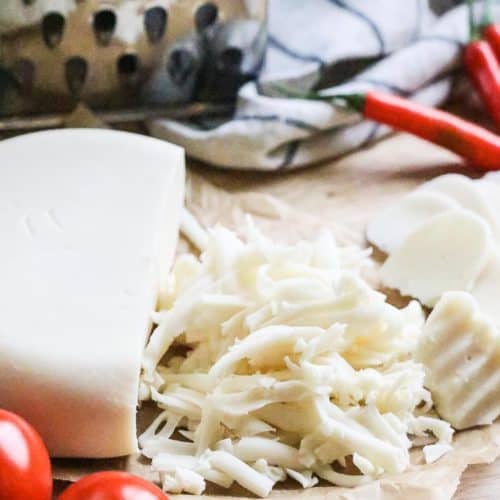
[0, 408, 52, 500]
[58, 471, 168, 500]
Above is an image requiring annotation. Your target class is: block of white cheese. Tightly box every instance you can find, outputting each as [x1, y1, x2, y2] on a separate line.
[380, 209, 491, 307]
[0, 129, 185, 458]
[366, 190, 458, 254]
[416, 292, 500, 429]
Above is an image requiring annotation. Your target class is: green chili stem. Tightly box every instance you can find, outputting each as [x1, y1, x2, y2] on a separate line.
[468, 0, 481, 41]
[481, 0, 494, 28]
[273, 84, 366, 112]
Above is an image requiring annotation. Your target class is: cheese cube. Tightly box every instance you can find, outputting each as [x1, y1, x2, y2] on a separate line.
[416, 292, 500, 430]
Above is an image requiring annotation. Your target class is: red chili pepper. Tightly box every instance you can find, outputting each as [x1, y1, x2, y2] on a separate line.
[463, 0, 500, 128]
[484, 23, 500, 60]
[340, 92, 500, 171]
[463, 40, 500, 127]
[481, 0, 500, 61]
[276, 84, 500, 171]
[275, 85, 500, 170]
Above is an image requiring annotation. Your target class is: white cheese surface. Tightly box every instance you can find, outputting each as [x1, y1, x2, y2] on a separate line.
[370, 173, 500, 321]
[471, 252, 500, 327]
[418, 174, 499, 239]
[139, 221, 453, 496]
[380, 209, 492, 307]
[366, 190, 458, 254]
[0, 130, 184, 458]
[416, 292, 500, 430]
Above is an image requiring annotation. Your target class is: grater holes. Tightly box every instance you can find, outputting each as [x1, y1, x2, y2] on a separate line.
[93, 10, 117, 46]
[65, 56, 88, 97]
[117, 53, 140, 87]
[219, 47, 243, 70]
[144, 6, 168, 43]
[195, 3, 218, 31]
[167, 49, 195, 86]
[42, 12, 65, 48]
[10, 59, 35, 93]
[117, 53, 139, 75]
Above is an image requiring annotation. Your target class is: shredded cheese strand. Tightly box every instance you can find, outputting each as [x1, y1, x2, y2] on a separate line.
[140, 219, 453, 496]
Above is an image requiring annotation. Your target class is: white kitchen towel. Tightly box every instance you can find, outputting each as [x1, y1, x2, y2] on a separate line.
[149, 1, 493, 171]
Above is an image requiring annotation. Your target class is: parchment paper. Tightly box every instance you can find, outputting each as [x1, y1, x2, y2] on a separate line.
[51, 106, 500, 498]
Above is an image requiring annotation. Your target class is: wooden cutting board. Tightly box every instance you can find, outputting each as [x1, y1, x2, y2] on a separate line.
[5, 123, 495, 498]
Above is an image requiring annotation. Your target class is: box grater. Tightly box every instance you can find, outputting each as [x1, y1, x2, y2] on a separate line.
[0, 0, 267, 129]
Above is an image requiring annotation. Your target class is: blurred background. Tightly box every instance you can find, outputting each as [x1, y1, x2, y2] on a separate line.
[0, 1, 267, 115]
[0, 0, 494, 169]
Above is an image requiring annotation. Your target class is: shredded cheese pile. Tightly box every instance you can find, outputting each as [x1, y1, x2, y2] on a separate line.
[140, 219, 453, 497]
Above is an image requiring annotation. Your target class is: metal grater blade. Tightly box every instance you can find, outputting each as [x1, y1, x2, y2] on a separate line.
[0, 0, 267, 129]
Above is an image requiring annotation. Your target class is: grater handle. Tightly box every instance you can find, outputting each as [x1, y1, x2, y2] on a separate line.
[0, 102, 234, 132]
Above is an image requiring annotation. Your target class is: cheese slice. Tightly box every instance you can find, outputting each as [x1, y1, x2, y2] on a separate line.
[484, 171, 500, 184]
[366, 190, 458, 254]
[418, 174, 498, 239]
[474, 179, 500, 238]
[0, 130, 185, 458]
[471, 252, 500, 328]
[380, 209, 491, 307]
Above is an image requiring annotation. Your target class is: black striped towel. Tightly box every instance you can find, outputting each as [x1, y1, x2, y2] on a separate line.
[149, 0, 494, 170]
